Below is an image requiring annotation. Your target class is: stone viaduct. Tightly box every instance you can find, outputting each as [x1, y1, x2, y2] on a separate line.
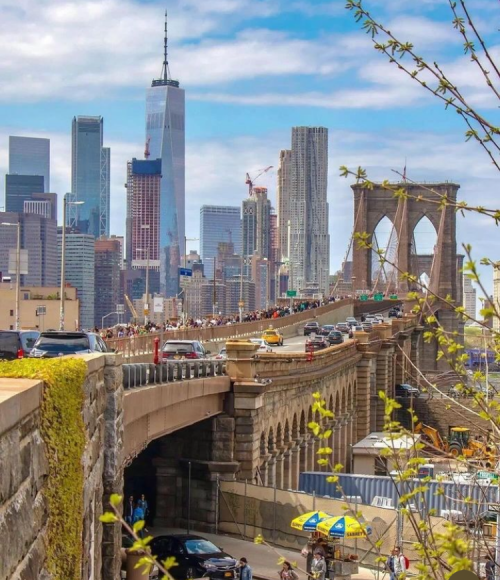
[0, 300, 419, 580]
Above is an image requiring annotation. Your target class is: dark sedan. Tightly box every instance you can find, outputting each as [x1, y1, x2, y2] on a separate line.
[326, 331, 344, 345]
[318, 325, 335, 336]
[150, 535, 237, 579]
[305, 337, 329, 352]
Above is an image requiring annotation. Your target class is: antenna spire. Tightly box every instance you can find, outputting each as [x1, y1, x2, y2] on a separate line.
[162, 10, 169, 81]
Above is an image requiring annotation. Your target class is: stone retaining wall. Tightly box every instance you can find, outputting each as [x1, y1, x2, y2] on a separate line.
[0, 354, 124, 580]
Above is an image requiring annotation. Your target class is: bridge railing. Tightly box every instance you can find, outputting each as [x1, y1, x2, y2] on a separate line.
[106, 298, 355, 358]
[122, 360, 226, 389]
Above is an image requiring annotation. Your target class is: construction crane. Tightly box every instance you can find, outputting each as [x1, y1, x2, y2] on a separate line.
[245, 166, 273, 197]
[124, 293, 138, 322]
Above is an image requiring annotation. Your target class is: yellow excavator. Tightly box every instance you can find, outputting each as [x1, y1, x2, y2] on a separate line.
[415, 423, 496, 464]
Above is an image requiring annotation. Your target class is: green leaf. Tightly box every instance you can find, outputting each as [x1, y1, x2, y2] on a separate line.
[99, 512, 118, 523]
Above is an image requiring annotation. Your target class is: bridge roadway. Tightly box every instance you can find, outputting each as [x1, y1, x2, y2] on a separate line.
[0, 304, 416, 580]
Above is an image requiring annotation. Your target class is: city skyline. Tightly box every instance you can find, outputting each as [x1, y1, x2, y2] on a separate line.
[0, 1, 497, 294]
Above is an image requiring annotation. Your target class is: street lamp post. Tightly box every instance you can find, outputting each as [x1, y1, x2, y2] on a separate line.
[2, 221, 21, 330]
[60, 196, 84, 330]
[102, 311, 118, 330]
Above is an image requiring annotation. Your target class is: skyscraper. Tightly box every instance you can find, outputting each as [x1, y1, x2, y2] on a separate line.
[129, 158, 162, 296]
[463, 275, 477, 323]
[71, 116, 110, 238]
[200, 205, 242, 279]
[5, 174, 45, 213]
[242, 187, 271, 277]
[277, 127, 330, 295]
[94, 238, 122, 327]
[9, 136, 50, 192]
[0, 211, 57, 287]
[58, 232, 95, 330]
[145, 13, 185, 296]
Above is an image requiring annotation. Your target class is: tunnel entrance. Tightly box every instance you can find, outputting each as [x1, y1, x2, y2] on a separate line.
[123, 415, 238, 533]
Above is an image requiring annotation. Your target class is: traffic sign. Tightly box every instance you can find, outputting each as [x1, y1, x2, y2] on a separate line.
[479, 471, 497, 480]
[390, 294, 398, 300]
[238, 301, 245, 308]
[153, 297, 163, 313]
[117, 304, 125, 314]
[374, 293, 383, 301]
[360, 295, 368, 301]
[287, 290, 297, 297]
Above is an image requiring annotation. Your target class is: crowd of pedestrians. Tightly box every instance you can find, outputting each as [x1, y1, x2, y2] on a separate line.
[97, 296, 349, 339]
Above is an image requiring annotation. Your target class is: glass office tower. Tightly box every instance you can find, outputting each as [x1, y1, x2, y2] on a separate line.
[200, 206, 242, 279]
[145, 14, 185, 297]
[9, 136, 50, 192]
[71, 116, 110, 238]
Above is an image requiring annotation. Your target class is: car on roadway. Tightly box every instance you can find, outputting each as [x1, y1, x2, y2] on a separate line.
[150, 534, 238, 580]
[162, 340, 208, 360]
[395, 383, 421, 398]
[262, 328, 283, 346]
[303, 321, 320, 336]
[352, 325, 364, 333]
[326, 331, 344, 345]
[318, 324, 335, 336]
[215, 347, 227, 360]
[29, 331, 109, 358]
[336, 322, 350, 333]
[361, 322, 373, 332]
[0, 329, 40, 360]
[250, 338, 273, 353]
[388, 308, 399, 318]
[305, 336, 329, 352]
[346, 317, 358, 327]
[375, 314, 384, 321]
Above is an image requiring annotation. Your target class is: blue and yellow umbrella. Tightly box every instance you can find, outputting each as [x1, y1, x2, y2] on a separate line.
[290, 511, 332, 532]
[317, 515, 372, 539]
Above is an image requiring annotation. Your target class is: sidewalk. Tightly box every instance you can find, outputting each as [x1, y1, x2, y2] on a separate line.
[152, 527, 380, 580]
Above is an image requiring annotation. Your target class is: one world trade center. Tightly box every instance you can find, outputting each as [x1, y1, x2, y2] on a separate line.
[146, 12, 185, 297]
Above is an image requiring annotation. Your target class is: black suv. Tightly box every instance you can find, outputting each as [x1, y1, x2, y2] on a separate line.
[29, 331, 109, 358]
[150, 535, 237, 579]
[303, 321, 320, 336]
[0, 330, 40, 360]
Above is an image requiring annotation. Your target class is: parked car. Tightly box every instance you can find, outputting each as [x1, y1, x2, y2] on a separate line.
[121, 534, 159, 579]
[150, 534, 238, 580]
[305, 337, 329, 352]
[303, 321, 320, 336]
[318, 324, 335, 336]
[261, 328, 283, 346]
[162, 340, 208, 360]
[395, 383, 420, 398]
[327, 331, 344, 345]
[346, 317, 358, 327]
[249, 338, 273, 353]
[336, 322, 350, 333]
[0, 330, 40, 360]
[29, 331, 109, 358]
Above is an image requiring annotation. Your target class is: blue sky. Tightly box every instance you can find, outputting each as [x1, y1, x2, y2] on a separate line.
[0, 0, 498, 300]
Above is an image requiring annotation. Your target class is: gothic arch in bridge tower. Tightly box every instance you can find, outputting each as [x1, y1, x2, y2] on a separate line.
[351, 181, 460, 299]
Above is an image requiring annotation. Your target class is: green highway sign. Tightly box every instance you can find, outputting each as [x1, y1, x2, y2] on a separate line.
[374, 293, 384, 301]
[360, 295, 368, 301]
[390, 295, 398, 300]
[286, 290, 297, 297]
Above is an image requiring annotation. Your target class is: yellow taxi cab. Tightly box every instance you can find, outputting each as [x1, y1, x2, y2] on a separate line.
[262, 328, 283, 346]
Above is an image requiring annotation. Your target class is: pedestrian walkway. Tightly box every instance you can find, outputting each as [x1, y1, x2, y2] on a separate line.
[152, 527, 379, 580]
